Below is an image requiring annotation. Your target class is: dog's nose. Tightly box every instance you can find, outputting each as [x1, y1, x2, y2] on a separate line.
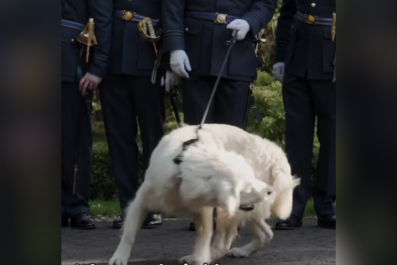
[267, 191, 272, 195]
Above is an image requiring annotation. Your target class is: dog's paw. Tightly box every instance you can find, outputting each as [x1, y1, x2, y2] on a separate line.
[266, 231, 274, 244]
[227, 247, 250, 258]
[178, 255, 209, 265]
[109, 254, 128, 265]
[178, 255, 195, 264]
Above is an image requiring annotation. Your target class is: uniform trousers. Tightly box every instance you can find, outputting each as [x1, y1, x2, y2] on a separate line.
[99, 75, 165, 214]
[282, 72, 336, 219]
[61, 81, 93, 217]
[181, 75, 251, 129]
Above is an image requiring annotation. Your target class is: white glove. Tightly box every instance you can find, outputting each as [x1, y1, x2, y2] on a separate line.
[161, 70, 181, 92]
[226, 19, 250, 41]
[170, 50, 191, 78]
[273, 62, 285, 83]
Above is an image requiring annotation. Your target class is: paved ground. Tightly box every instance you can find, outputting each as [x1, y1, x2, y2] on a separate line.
[61, 218, 335, 265]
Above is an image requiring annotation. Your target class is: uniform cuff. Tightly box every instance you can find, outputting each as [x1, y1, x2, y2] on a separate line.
[241, 15, 262, 38]
[274, 46, 288, 63]
[87, 54, 108, 79]
[162, 31, 185, 53]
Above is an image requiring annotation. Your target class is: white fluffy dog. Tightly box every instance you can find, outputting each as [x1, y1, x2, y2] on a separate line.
[109, 124, 300, 265]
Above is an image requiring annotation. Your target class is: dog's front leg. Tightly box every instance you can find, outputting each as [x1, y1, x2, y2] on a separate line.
[210, 209, 239, 262]
[109, 195, 146, 265]
[228, 219, 273, 258]
[179, 207, 213, 265]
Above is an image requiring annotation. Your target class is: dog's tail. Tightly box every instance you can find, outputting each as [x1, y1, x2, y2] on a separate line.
[269, 159, 300, 220]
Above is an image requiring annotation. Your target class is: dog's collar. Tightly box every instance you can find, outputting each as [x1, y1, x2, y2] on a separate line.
[173, 138, 199, 164]
[239, 204, 255, 211]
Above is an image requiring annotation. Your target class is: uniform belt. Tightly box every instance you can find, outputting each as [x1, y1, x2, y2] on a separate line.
[295, 11, 333, 26]
[61, 19, 86, 31]
[185, 11, 238, 24]
[114, 10, 159, 25]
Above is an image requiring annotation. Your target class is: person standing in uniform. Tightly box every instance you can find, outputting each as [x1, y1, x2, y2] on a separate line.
[273, 0, 336, 230]
[95, 0, 167, 229]
[61, 0, 109, 229]
[161, 0, 278, 231]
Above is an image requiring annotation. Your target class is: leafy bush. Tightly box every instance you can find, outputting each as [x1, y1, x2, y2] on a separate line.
[90, 71, 320, 200]
[247, 71, 286, 147]
[90, 137, 144, 201]
[90, 141, 117, 200]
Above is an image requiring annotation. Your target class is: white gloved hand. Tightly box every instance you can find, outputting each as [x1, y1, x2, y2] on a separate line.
[170, 50, 191, 78]
[273, 62, 285, 83]
[226, 19, 250, 40]
[162, 70, 181, 92]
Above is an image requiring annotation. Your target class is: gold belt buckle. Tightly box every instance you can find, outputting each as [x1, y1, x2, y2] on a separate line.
[123, 11, 134, 21]
[305, 14, 316, 25]
[215, 13, 228, 24]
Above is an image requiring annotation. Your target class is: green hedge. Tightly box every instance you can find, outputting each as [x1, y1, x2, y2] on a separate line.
[90, 71, 319, 200]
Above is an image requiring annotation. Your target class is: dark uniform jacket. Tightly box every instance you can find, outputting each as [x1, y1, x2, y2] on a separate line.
[275, 0, 336, 80]
[61, 0, 110, 82]
[161, 0, 278, 82]
[95, 0, 163, 77]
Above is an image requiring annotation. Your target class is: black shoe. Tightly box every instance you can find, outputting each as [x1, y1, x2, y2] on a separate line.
[317, 215, 336, 229]
[188, 221, 196, 231]
[142, 213, 162, 229]
[61, 215, 69, 227]
[274, 216, 303, 230]
[70, 213, 96, 230]
[112, 216, 124, 229]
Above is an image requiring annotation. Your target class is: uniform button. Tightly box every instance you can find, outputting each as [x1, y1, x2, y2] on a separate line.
[185, 28, 189, 31]
[71, 39, 75, 42]
[311, 3, 316, 7]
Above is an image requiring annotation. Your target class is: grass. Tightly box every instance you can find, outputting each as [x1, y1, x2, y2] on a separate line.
[89, 198, 317, 218]
[89, 200, 121, 216]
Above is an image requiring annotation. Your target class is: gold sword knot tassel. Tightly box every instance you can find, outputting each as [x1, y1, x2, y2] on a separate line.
[77, 18, 98, 62]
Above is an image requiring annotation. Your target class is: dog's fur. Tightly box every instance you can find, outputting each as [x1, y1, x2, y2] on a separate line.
[109, 124, 300, 265]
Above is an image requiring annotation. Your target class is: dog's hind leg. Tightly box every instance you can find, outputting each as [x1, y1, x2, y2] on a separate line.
[179, 207, 213, 265]
[109, 186, 148, 265]
[210, 210, 239, 262]
[227, 219, 273, 258]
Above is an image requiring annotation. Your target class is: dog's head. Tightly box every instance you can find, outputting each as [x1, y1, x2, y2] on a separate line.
[213, 151, 274, 216]
[239, 178, 274, 207]
[227, 155, 274, 212]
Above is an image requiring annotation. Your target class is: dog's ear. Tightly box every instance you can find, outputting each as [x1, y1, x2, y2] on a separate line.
[217, 182, 240, 217]
[269, 172, 300, 220]
[224, 194, 239, 216]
